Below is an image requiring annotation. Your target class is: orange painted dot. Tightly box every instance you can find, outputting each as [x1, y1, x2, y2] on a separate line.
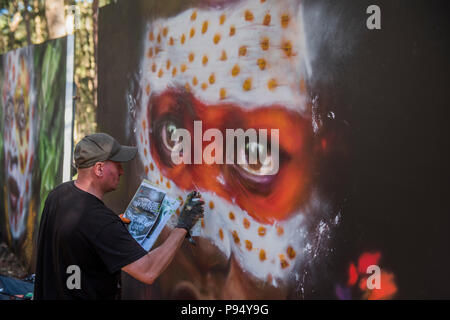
[176, 208, 180, 216]
[145, 166, 149, 174]
[202, 55, 208, 65]
[149, 32, 154, 41]
[259, 249, 266, 261]
[231, 64, 240, 76]
[180, 64, 187, 72]
[219, 14, 226, 25]
[263, 14, 271, 26]
[190, 27, 195, 38]
[245, 240, 253, 251]
[245, 10, 254, 21]
[188, 52, 195, 62]
[220, 50, 227, 61]
[287, 246, 296, 260]
[209, 201, 215, 209]
[243, 78, 252, 91]
[150, 163, 154, 171]
[147, 47, 153, 58]
[144, 148, 147, 157]
[156, 180, 160, 185]
[261, 37, 269, 50]
[166, 59, 171, 70]
[243, 218, 250, 229]
[220, 88, 227, 100]
[239, 46, 247, 56]
[172, 67, 177, 77]
[229, 25, 236, 36]
[151, 63, 157, 72]
[202, 21, 209, 34]
[181, 34, 186, 44]
[185, 82, 191, 92]
[158, 69, 164, 78]
[229, 211, 235, 220]
[201, 82, 208, 90]
[267, 78, 278, 90]
[280, 255, 290, 269]
[191, 11, 197, 21]
[169, 37, 174, 45]
[166, 181, 171, 189]
[145, 84, 151, 95]
[160, 174, 164, 182]
[192, 76, 198, 86]
[201, 218, 205, 228]
[257, 58, 266, 70]
[232, 231, 240, 244]
[209, 73, 215, 85]
[219, 228, 224, 240]
[281, 14, 290, 28]
[162, 27, 168, 37]
[157, 33, 161, 43]
[283, 40, 293, 57]
[277, 226, 284, 236]
[213, 33, 221, 44]
[258, 226, 266, 236]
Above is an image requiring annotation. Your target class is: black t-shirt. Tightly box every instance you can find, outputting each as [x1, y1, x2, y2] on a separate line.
[33, 181, 147, 300]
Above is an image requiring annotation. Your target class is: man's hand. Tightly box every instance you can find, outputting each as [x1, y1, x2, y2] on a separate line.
[176, 191, 205, 232]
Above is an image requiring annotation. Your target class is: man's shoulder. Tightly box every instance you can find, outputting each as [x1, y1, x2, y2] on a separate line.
[45, 181, 75, 201]
[50, 180, 74, 193]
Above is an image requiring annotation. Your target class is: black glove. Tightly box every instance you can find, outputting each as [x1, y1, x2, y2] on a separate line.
[176, 191, 205, 232]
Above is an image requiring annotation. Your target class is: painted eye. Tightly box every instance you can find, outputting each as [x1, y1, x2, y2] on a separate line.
[161, 121, 182, 152]
[236, 140, 276, 176]
[16, 98, 26, 130]
[5, 99, 14, 124]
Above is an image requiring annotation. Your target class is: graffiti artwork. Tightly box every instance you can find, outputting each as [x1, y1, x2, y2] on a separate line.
[0, 38, 67, 269]
[97, 0, 450, 299]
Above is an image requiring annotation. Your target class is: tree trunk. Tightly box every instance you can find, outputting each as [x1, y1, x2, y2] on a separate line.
[92, 0, 99, 108]
[23, 0, 32, 45]
[45, 0, 66, 39]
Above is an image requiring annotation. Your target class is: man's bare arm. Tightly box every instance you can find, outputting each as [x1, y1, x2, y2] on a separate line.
[122, 227, 187, 284]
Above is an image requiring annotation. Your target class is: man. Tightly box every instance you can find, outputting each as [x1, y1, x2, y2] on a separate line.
[33, 133, 204, 299]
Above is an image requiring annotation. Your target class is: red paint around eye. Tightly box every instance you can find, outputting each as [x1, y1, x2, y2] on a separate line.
[148, 89, 315, 224]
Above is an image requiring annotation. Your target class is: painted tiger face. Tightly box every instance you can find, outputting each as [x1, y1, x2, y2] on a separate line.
[2, 47, 36, 241]
[135, 0, 340, 294]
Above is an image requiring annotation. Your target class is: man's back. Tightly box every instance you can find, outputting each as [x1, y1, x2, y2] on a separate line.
[34, 181, 146, 300]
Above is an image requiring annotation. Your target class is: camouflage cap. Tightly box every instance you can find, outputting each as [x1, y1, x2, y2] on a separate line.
[74, 133, 137, 169]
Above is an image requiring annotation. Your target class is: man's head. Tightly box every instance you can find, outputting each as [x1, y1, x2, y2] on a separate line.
[74, 133, 137, 193]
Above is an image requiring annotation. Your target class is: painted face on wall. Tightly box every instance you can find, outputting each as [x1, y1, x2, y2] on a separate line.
[135, 0, 340, 295]
[1, 48, 36, 241]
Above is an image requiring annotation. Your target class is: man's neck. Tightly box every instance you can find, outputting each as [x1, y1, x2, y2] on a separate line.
[74, 179, 104, 200]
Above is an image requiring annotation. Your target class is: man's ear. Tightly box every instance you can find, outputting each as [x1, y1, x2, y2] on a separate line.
[93, 162, 104, 177]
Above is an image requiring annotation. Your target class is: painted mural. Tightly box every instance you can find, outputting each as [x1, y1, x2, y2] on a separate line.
[0, 37, 67, 269]
[136, 0, 341, 298]
[98, 0, 450, 299]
